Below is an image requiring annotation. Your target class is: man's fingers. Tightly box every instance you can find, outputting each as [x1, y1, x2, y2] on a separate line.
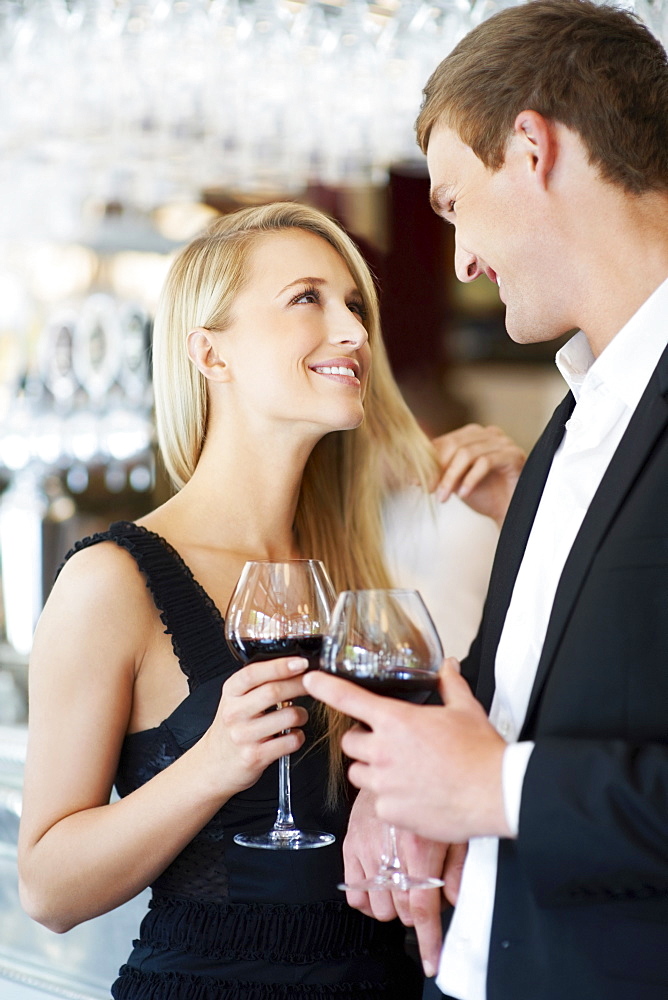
[303, 670, 384, 728]
[438, 657, 471, 706]
[346, 760, 368, 791]
[340, 724, 373, 764]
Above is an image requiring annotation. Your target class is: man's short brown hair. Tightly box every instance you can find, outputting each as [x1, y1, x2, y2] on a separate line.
[416, 0, 668, 194]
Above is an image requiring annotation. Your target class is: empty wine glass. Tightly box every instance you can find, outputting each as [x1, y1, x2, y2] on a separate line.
[225, 559, 337, 849]
[321, 588, 445, 890]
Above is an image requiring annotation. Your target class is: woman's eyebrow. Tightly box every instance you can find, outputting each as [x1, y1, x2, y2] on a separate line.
[275, 276, 327, 297]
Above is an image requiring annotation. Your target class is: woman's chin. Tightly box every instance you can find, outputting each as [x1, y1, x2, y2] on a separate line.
[336, 409, 365, 432]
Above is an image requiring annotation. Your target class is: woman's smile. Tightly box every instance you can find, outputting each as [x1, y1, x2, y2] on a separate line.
[309, 356, 361, 386]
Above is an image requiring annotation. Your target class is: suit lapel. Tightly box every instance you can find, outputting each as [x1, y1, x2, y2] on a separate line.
[520, 345, 668, 733]
[475, 392, 575, 710]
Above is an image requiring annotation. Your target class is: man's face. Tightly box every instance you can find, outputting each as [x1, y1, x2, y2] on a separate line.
[427, 123, 574, 345]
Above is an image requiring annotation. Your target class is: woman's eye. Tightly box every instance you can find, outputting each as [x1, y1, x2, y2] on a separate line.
[292, 288, 320, 305]
[348, 301, 367, 322]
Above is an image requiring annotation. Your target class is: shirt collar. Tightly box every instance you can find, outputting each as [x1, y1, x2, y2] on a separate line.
[555, 276, 668, 408]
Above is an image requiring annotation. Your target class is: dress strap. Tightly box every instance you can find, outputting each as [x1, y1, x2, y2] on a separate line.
[60, 520, 237, 690]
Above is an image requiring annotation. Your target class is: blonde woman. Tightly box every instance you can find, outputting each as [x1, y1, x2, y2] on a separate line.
[18, 202, 522, 1000]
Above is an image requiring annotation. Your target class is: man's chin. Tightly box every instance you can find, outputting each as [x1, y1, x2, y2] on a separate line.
[504, 314, 572, 347]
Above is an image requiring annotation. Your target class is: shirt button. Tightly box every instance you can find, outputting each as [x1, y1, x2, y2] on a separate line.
[497, 717, 512, 739]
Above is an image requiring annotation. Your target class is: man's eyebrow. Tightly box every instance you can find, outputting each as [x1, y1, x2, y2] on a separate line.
[429, 184, 450, 215]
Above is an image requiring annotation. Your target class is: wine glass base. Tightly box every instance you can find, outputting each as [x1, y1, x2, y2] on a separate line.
[338, 874, 445, 892]
[234, 829, 336, 850]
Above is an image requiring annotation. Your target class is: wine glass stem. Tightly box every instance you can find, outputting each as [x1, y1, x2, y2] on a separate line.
[275, 753, 296, 831]
[379, 824, 404, 876]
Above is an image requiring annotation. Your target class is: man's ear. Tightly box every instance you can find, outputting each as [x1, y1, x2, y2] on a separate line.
[186, 328, 232, 382]
[513, 109, 557, 189]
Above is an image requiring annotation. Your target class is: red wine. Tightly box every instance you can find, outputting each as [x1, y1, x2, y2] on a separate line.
[329, 669, 438, 705]
[229, 635, 324, 669]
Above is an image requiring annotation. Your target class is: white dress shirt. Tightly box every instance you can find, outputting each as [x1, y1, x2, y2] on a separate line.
[437, 277, 668, 1000]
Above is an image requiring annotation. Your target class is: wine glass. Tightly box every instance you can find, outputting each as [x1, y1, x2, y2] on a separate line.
[321, 588, 445, 891]
[225, 559, 337, 850]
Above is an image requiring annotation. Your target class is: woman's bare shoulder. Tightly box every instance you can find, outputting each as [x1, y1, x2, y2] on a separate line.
[35, 537, 156, 667]
[56, 533, 142, 583]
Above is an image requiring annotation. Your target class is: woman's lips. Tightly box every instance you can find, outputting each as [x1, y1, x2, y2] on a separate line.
[310, 365, 361, 385]
[309, 358, 361, 385]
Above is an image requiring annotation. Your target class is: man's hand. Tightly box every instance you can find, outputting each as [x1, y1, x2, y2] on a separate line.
[304, 659, 512, 844]
[432, 423, 525, 527]
[343, 789, 448, 977]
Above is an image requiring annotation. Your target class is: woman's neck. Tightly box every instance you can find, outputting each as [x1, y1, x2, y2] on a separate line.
[155, 421, 317, 560]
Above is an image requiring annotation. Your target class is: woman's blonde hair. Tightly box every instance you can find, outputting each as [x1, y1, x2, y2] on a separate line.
[152, 201, 439, 799]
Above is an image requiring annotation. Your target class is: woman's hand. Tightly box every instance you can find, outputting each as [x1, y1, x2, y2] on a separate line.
[343, 789, 448, 979]
[204, 656, 310, 798]
[431, 423, 526, 527]
[19, 545, 311, 934]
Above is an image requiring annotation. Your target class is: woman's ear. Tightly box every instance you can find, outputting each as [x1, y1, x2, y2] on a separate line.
[186, 328, 232, 383]
[513, 109, 557, 189]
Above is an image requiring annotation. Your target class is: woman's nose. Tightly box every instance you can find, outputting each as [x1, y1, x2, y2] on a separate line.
[454, 241, 483, 283]
[332, 308, 368, 349]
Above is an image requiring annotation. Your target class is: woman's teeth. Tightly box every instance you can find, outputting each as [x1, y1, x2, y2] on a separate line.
[314, 366, 356, 377]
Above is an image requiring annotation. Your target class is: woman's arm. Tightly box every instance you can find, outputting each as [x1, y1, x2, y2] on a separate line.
[18, 543, 308, 932]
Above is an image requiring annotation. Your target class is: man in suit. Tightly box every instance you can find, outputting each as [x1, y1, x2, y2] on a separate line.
[304, 2, 668, 998]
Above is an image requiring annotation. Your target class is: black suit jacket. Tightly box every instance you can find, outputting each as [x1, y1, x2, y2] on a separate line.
[460, 341, 668, 1000]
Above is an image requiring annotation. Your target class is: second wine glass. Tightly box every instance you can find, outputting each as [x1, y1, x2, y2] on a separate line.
[225, 559, 337, 850]
[321, 588, 445, 890]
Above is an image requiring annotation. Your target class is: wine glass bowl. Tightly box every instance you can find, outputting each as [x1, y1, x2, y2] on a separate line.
[321, 588, 443, 704]
[321, 588, 445, 891]
[224, 559, 337, 850]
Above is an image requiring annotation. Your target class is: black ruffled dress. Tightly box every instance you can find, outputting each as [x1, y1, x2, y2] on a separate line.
[64, 522, 422, 1000]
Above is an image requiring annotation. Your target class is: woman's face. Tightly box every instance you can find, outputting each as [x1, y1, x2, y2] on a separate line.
[216, 228, 372, 437]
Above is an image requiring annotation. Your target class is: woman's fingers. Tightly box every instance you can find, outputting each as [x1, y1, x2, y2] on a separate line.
[237, 678, 310, 719]
[225, 656, 309, 697]
[260, 729, 306, 759]
[233, 704, 309, 744]
[206, 658, 313, 796]
[223, 658, 310, 718]
[432, 424, 525, 502]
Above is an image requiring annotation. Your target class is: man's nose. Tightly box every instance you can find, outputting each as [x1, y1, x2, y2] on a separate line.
[454, 241, 484, 283]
